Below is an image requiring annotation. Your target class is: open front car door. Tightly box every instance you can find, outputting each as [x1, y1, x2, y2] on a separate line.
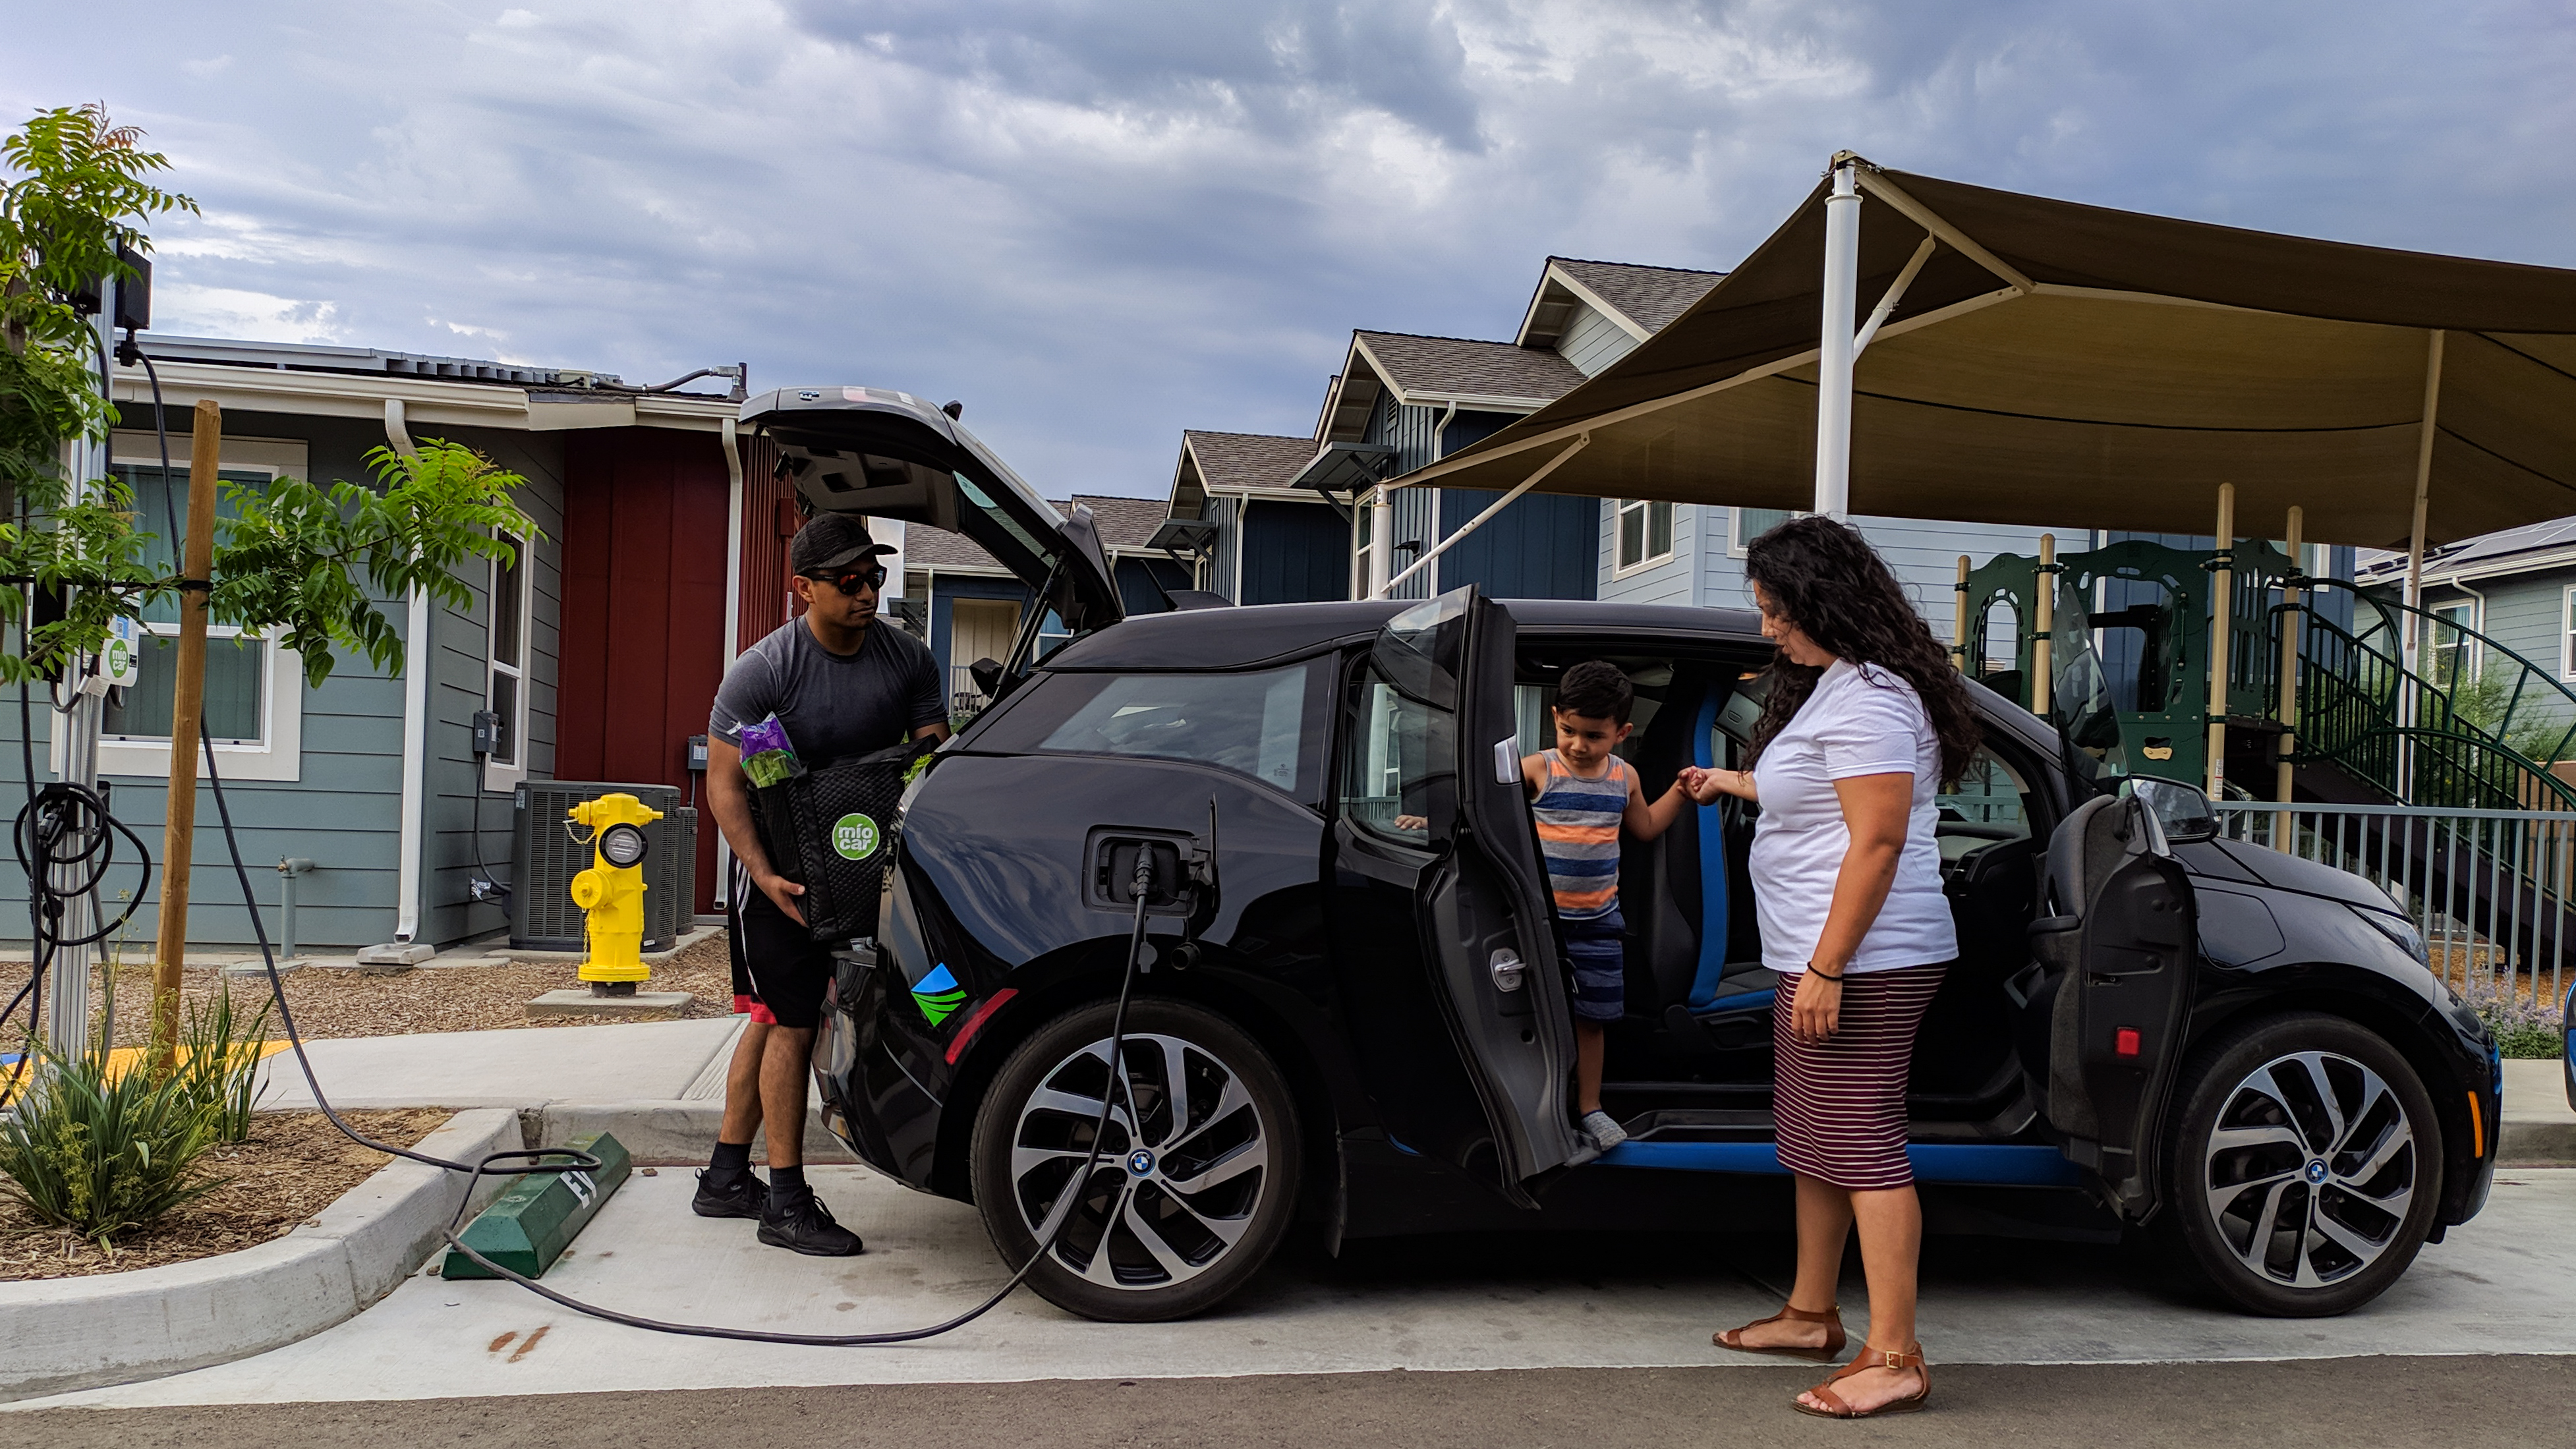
[2024, 781, 2202, 1214]
[1331, 588, 1579, 1206]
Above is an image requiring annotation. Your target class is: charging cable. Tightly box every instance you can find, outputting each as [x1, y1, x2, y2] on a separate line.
[5, 344, 1159, 1346]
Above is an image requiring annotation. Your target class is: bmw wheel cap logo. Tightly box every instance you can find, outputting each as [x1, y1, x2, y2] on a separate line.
[1127, 1149, 1155, 1177]
[2304, 1159, 2330, 1185]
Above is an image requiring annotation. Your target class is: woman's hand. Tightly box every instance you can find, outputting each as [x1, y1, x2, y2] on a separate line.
[1792, 967, 1843, 1042]
[1680, 766, 1756, 804]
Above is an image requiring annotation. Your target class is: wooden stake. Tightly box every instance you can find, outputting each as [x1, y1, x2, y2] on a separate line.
[150, 399, 221, 1078]
[2206, 483, 2236, 799]
[2032, 535, 2055, 718]
[2274, 505, 2304, 823]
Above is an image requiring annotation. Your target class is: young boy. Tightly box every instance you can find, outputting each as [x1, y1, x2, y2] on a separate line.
[1528, 660, 1692, 1150]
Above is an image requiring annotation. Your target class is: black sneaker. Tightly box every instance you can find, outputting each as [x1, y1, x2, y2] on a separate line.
[692, 1167, 768, 1220]
[758, 1188, 865, 1256]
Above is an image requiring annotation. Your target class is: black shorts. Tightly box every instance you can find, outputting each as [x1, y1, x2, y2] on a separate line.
[729, 885, 832, 1030]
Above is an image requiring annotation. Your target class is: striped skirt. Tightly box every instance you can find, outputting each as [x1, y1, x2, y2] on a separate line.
[1771, 961, 1949, 1191]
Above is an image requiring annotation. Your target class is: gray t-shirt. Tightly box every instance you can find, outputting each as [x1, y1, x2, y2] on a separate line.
[710, 619, 946, 770]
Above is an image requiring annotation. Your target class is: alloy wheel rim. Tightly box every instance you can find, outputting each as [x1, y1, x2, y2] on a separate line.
[2201, 1049, 2417, 1289]
[1010, 1031, 1270, 1290]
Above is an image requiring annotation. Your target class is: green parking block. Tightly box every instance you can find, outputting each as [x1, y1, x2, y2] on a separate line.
[440, 1131, 632, 1280]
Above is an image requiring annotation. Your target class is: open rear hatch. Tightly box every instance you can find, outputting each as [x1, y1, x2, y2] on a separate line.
[741, 386, 1124, 656]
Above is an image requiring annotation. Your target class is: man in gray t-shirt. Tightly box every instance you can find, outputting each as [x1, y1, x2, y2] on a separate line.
[698, 513, 948, 1256]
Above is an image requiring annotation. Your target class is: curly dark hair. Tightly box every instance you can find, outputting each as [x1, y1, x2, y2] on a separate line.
[1742, 513, 1981, 785]
[1555, 660, 1634, 724]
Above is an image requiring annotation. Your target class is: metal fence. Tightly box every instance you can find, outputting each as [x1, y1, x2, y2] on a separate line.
[2214, 800, 2570, 1011]
[948, 665, 992, 722]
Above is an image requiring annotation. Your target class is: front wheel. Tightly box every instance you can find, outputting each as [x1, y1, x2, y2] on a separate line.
[2158, 1011, 2442, 1317]
[969, 998, 1302, 1322]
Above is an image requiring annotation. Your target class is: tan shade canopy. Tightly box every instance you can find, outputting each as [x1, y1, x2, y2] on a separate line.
[1404, 162, 2576, 550]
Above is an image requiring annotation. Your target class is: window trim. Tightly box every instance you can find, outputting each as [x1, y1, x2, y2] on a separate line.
[1729, 505, 1800, 559]
[88, 434, 307, 783]
[2563, 586, 2576, 682]
[481, 526, 536, 794]
[1611, 497, 1676, 577]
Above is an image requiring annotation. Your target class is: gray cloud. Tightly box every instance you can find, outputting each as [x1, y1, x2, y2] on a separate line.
[5, 1, 2571, 495]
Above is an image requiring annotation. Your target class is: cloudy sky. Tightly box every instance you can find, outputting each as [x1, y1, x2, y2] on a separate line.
[8, 1, 2573, 496]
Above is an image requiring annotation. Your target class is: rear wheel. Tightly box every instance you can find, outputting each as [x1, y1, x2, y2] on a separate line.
[969, 998, 1301, 1322]
[2159, 1011, 2442, 1317]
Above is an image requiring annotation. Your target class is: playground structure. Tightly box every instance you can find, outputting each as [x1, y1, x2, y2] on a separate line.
[1954, 513, 2576, 814]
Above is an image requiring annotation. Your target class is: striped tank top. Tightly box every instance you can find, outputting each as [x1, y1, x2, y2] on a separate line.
[1531, 750, 1629, 920]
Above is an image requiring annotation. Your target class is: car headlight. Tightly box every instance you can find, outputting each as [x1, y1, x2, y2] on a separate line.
[2354, 905, 2430, 968]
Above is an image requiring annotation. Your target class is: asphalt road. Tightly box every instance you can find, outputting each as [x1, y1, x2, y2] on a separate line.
[15, 1356, 2572, 1448]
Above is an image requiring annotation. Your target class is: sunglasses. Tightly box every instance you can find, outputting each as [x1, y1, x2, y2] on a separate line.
[806, 563, 889, 596]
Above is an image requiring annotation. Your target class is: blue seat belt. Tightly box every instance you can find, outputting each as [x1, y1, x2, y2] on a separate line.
[1685, 690, 1730, 1010]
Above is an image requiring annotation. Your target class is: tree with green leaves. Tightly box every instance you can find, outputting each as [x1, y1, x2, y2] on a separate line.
[1, 101, 537, 691]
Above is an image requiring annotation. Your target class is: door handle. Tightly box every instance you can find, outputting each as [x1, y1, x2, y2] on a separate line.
[1489, 948, 1526, 992]
[1494, 739, 1518, 784]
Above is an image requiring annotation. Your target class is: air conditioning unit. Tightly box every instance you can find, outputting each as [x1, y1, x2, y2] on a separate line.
[509, 781, 687, 951]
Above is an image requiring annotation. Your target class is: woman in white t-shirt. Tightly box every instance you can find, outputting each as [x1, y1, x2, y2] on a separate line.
[1680, 515, 1983, 1419]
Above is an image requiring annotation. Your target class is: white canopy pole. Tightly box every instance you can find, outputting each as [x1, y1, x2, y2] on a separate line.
[1812, 159, 1862, 520]
[2398, 329, 2445, 801]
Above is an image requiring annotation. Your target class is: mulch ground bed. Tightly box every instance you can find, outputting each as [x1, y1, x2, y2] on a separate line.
[0, 1108, 452, 1282]
[81, 930, 737, 1048]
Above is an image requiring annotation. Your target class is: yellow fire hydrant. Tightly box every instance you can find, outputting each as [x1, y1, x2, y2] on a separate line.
[570, 793, 664, 996]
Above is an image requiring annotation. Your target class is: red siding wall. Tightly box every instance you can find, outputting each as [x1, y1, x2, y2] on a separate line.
[558, 428, 732, 913]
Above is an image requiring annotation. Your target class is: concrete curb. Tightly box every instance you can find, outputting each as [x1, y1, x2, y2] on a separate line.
[527, 1101, 857, 1166]
[0, 1108, 519, 1404]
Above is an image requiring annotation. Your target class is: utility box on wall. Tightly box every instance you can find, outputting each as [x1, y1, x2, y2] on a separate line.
[510, 780, 693, 952]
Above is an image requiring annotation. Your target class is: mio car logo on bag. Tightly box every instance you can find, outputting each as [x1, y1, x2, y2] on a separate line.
[912, 963, 967, 1026]
[832, 812, 881, 861]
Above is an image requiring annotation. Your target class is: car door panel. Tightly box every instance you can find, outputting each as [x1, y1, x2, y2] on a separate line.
[1326, 589, 1575, 1205]
[2032, 791, 2198, 1210]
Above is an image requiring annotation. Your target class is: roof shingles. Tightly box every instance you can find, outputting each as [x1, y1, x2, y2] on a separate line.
[1551, 258, 1726, 333]
[1355, 331, 1587, 405]
[1183, 430, 1318, 493]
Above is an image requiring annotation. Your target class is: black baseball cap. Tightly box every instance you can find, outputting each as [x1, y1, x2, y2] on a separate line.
[791, 513, 898, 576]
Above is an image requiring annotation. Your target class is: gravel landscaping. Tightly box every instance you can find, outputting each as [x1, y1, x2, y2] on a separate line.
[78, 931, 735, 1048]
[0, 1108, 451, 1282]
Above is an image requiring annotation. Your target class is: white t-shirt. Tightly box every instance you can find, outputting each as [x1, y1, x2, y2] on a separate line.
[1748, 659, 1958, 975]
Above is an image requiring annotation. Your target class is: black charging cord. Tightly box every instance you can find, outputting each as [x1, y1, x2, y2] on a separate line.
[19, 343, 1153, 1344]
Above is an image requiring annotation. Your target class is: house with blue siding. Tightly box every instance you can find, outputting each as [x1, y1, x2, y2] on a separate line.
[904, 494, 1189, 716]
[1154, 430, 1350, 604]
[4, 335, 745, 953]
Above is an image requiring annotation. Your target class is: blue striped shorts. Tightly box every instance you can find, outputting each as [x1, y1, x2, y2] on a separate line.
[1562, 908, 1626, 1023]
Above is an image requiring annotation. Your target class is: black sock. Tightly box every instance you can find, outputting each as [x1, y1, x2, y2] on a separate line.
[768, 1164, 807, 1204]
[710, 1141, 752, 1174]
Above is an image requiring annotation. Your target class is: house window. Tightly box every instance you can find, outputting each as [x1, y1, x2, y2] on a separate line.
[1615, 498, 1674, 573]
[2427, 599, 2475, 687]
[1732, 506, 1796, 556]
[1352, 492, 1376, 600]
[93, 437, 308, 783]
[483, 529, 533, 791]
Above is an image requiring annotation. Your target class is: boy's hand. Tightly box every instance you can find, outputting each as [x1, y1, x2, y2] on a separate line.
[1392, 814, 1428, 832]
[1686, 768, 1756, 804]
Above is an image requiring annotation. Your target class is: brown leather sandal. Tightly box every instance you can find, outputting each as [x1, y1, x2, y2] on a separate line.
[1794, 1342, 1930, 1419]
[1712, 1303, 1845, 1362]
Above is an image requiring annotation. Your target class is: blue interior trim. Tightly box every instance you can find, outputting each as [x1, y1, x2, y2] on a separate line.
[1685, 689, 1729, 1009]
[1597, 1140, 2086, 1187]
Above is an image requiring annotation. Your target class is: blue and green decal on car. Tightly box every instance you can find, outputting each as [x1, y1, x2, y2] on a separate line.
[912, 963, 967, 1026]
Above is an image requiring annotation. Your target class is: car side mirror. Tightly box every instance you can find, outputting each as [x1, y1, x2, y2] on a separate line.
[968, 656, 1003, 696]
[2126, 776, 2218, 844]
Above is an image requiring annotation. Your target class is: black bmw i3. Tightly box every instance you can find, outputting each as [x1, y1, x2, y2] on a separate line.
[745, 387, 2502, 1325]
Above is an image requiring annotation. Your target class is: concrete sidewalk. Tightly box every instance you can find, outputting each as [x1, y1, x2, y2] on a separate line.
[249, 1015, 853, 1162]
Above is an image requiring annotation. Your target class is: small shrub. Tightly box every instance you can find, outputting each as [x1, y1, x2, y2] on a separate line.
[2455, 973, 2567, 1060]
[0, 980, 223, 1247]
[175, 980, 273, 1143]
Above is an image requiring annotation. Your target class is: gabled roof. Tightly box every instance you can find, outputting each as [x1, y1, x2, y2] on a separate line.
[1068, 494, 1170, 554]
[1551, 259, 1727, 333]
[1167, 430, 1329, 519]
[1316, 331, 1588, 445]
[1354, 331, 1588, 405]
[903, 521, 1009, 573]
